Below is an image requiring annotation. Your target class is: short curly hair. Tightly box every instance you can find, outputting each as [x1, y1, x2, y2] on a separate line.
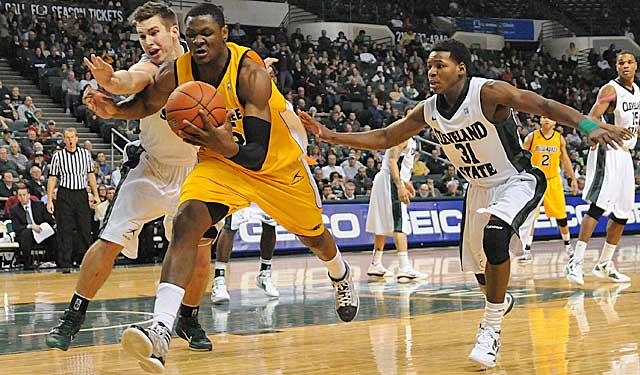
[431, 39, 471, 72]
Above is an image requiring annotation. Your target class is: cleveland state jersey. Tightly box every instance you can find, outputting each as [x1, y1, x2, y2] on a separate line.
[529, 129, 561, 179]
[174, 42, 305, 175]
[423, 77, 532, 188]
[381, 137, 416, 181]
[608, 79, 640, 150]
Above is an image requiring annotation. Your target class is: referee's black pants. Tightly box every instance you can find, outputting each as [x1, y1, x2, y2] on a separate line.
[56, 187, 92, 268]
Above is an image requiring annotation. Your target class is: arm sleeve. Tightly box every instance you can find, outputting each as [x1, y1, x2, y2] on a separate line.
[228, 116, 271, 171]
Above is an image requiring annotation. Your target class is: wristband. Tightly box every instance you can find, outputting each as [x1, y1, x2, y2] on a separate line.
[578, 119, 600, 135]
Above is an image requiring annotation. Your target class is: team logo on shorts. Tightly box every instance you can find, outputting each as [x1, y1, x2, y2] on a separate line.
[291, 170, 304, 185]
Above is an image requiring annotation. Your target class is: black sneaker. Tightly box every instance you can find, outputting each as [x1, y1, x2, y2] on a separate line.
[46, 309, 85, 351]
[175, 315, 213, 351]
[121, 322, 171, 374]
[329, 261, 359, 322]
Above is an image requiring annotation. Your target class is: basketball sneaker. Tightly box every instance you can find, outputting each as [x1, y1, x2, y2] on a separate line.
[256, 270, 280, 298]
[396, 267, 428, 283]
[592, 261, 631, 283]
[211, 276, 230, 304]
[121, 322, 171, 374]
[175, 315, 212, 352]
[504, 292, 515, 316]
[468, 325, 501, 368]
[366, 262, 393, 277]
[518, 249, 532, 263]
[45, 309, 85, 351]
[330, 261, 359, 322]
[565, 244, 573, 257]
[565, 259, 584, 285]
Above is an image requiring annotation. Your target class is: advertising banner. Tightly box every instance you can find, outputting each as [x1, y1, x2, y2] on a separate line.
[1, 1, 125, 23]
[455, 18, 535, 41]
[232, 196, 640, 253]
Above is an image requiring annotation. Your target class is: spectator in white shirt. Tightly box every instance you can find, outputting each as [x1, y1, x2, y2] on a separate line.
[321, 154, 345, 180]
[17, 96, 37, 122]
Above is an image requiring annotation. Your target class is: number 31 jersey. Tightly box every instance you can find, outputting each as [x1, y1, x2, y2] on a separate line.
[609, 79, 639, 150]
[423, 77, 533, 188]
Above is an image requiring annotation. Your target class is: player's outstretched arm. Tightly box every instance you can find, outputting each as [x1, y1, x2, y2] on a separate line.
[84, 54, 156, 95]
[482, 80, 632, 149]
[84, 61, 176, 120]
[299, 102, 426, 150]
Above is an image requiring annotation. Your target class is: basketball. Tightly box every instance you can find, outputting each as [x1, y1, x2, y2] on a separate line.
[165, 81, 227, 137]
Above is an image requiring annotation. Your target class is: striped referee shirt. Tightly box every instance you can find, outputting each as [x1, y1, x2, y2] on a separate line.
[49, 147, 95, 190]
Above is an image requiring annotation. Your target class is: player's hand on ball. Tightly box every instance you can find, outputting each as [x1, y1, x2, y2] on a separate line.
[83, 88, 117, 119]
[179, 110, 238, 157]
[297, 109, 329, 140]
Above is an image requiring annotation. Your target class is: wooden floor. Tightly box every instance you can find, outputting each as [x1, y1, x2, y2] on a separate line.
[1, 236, 640, 374]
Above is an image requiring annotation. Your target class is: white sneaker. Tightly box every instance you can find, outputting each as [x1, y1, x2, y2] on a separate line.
[367, 262, 393, 277]
[592, 261, 631, 283]
[565, 260, 584, 285]
[330, 261, 359, 322]
[211, 276, 230, 304]
[468, 325, 501, 368]
[565, 244, 573, 258]
[504, 292, 515, 316]
[256, 270, 280, 297]
[518, 250, 532, 263]
[121, 322, 171, 374]
[396, 267, 428, 283]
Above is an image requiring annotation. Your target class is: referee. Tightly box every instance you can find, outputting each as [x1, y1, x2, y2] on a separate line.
[47, 128, 100, 272]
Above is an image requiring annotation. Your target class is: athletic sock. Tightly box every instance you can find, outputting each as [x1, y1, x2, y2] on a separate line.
[214, 262, 227, 278]
[483, 301, 505, 332]
[372, 249, 383, 264]
[323, 250, 347, 280]
[561, 231, 570, 244]
[153, 282, 185, 328]
[179, 303, 199, 318]
[525, 244, 531, 252]
[69, 292, 90, 315]
[398, 251, 410, 269]
[260, 257, 272, 271]
[573, 241, 587, 263]
[598, 242, 617, 264]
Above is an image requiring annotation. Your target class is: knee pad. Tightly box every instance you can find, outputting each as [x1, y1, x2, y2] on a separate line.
[586, 204, 605, 220]
[610, 214, 628, 225]
[483, 218, 512, 265]
[556, 217, 568, 227]
[475, 273, 486, 286]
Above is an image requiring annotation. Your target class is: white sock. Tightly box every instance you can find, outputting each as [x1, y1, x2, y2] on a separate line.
[323, 250, 347, 280]
[153, 283, 185, 328]
[525, 237, 533, 248]
[573, 241, 587, 262]
[398, 251, 410, 269]
[561, 231, 570, 242]
[483, 301, 505, 332]
[598, 242, 617, 264]
[260, 258, 272, 265]
[215, 262, 227, 271]
[372, 249, 383, 264]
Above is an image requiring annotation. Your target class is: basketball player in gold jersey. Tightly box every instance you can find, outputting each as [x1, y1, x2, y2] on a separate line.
[46, 1, 217, 353]
[85, 3, 358, 372]
[519, 116, 578, 262]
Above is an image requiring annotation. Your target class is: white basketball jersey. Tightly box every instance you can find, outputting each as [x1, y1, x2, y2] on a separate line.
[423, 77, 531, 188]
[381, 137, 416, 181]
[608, 79, 640, 150]
[137, 41, 198, 166]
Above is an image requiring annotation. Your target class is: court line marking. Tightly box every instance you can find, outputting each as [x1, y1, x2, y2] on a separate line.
[16, 310, 154, 337]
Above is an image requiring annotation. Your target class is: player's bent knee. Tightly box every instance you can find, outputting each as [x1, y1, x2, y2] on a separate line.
[475, 273, 486, 285]
[483, 218, 512, 265]
[610, 214, 628, 225]
[586, 204, 605, 221]
[556, 217, 568, 227]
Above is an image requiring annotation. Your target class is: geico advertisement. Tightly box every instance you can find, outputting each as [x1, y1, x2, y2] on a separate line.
[231, 196, 640, 252]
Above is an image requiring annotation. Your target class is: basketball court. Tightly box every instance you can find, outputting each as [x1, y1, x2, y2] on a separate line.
[2, 235, 639, 374]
